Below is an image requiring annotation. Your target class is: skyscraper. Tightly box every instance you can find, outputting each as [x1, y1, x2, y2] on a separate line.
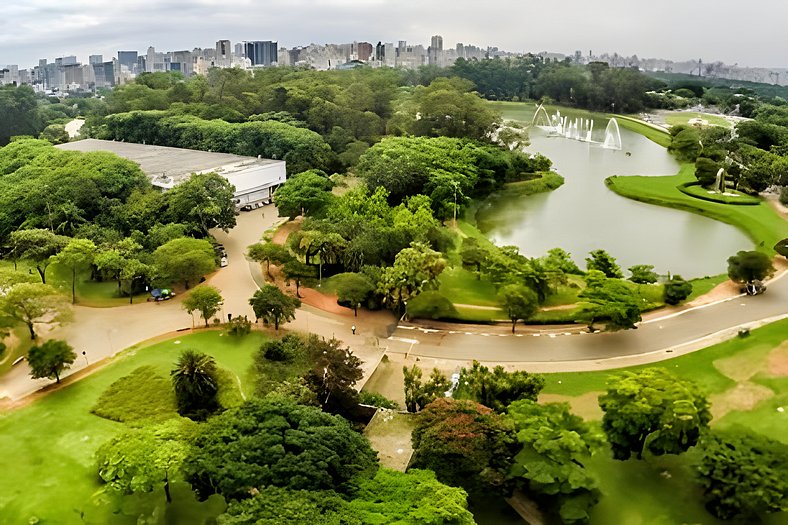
[243, 41, 278, 66]
[428, 35, 443, 66]
[117, 51, 138, 73]
[216, 40, 232, 67]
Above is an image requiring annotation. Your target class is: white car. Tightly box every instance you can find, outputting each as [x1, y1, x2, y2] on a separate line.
[220, 256, 228, 267]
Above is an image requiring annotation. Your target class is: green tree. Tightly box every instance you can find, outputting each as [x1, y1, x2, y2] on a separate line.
[0, 282, 70, 339]
[39, 124, 69, 144]
[96, 419, 195, 503]
[406, 291, 458, 320]
[377, 242, 446, 313]
[27, 339, 76, 383]
[119, 259, 153, 304]
[333, 272, 374, 316]
[170, 349, 220, 420]
[578, 273, 642, 331]
[696, 428, 788, 521]
[668, 126, 702, 162]
[348, 468, 476, 525]
[454, 361, 545, 413]
[411, 398, 517, 495]
[541, 247, 583, 275]
[249, 284, 301, 330]
[152, 237, 217, 288]
[165, 172, 237, 234]
[184, 398, 378, 500]
[0, 85, 43, 145]
[727, 250, 776, 284]
[498, 283, 539, 333]
[182, 285, 223, 327]
[627, 264, 658, 284]
[219, 486, 358, 524]
[460, 238, 488, 279]
[664, 275, 693, 305]
[281, 259, 314, 298]
[585, 249, 623, 278]
[9, 229, 69, 284]
[599, 369, 711, 460]
[304, 338, 363, 415]
[273, 170, 334, 219]
[402, 364, 451, 413]
[51, 238, 96, 304]
[508, 400, 604, 524]
[247, 242, 290, 278]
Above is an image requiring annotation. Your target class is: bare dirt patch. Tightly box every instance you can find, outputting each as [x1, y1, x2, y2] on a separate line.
[271, 219, 301, 245]
[710, 381, 775, 420]
[712, 344, 774, 382]
[363, 410, 416, 471]
[539, 391, 604, 421]
[767, 342, 788, 377]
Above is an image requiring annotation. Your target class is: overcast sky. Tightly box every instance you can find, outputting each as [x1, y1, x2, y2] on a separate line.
[1, 0, 785, 69]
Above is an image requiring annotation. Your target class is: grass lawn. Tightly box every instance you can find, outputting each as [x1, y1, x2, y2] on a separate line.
[542, 318, 788, 525]
[687, 274, 729, 301]
[606, 164, 788, 254]
[663, 111, 733, 128]
[615, 115, 673, 147]
[438, 267, 499, 306]
[0, 330, 268, 524]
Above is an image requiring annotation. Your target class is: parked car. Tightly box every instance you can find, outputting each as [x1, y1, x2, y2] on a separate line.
[220, 256, 228, 268]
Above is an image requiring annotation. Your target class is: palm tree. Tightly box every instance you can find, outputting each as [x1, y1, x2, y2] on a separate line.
[170, 349, 219, 419]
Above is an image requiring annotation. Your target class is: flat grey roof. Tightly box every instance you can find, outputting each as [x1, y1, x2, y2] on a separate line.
[56, 139, 282, 180]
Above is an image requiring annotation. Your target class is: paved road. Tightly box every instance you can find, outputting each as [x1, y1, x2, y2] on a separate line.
[383, 271, 788, 372]
[1, 203, 786, 400]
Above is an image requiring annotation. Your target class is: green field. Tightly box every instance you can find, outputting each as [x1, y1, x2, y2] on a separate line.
[615, 115, 673, 147]
[607, 164, 788, 254]
[540, 318, 788, 525]
[663, 111, 733, 129]
[0, 330, 268, 524]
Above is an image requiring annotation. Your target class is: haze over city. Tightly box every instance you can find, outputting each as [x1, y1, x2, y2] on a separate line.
[2, 0, 786, 67]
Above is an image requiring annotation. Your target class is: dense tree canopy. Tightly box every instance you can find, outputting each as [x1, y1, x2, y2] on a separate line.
[27, 339, 76, 383]
[727, 250, 775, 284]
[454, 361, 545, 413]
[185, 398, 378, 500]
[599, 369, 711, 460]
[152, 237, 217, 288]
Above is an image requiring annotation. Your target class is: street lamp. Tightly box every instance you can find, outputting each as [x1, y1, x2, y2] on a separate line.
[82, 351, 88, 366]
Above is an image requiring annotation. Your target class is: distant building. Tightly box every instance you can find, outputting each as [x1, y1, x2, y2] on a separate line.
[117, 51, 138, 72]
[428, 35, 443, 66]
[89, 55, 103, 65]
[243, 41, 278, 66]
[215, 40, 232, 68]
[357, 42, 373, 62]
[56, 139, 287, 208]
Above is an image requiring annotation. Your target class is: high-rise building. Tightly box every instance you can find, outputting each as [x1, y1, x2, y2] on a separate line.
[89, 55, 103, 65]
[243, 41, 278, 66]
[428, 35, 443, 66]
[117, 51, 138, 73]
[215, 40, 232, 67]
[357, 42, 373, 62]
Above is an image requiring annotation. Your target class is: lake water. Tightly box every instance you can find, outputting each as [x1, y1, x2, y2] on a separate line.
[476, 105, 752, 278]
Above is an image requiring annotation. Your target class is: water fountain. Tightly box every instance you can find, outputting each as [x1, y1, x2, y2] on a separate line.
[602, 118, 622, 150]
[532, 103, 552, 128]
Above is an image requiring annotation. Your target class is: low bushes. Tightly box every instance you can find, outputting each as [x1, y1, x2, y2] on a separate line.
[677, 182, 760, 205]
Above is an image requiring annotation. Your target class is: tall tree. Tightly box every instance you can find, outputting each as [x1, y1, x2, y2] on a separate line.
[184, 398, 378, 500]
[578, 272, 642, 331]
[182, 285, 223, 327]
[51, 238, 96, 304]
[0, 282, 70, 339]
[460, 237, 488, 279]
[585, 249, 623, 278]
[170, 349, 220, 420]
[27, 339, 76, 383]
[165, 172, 237, 234]
[332, 272, 374, 316]
[247, 242, 290, 279]
[663, 275, 693, 305]
[249, 284, 301, 330]
[627, 264, 658, 284]
[727, 250, 775, 284]
[377, 242, 446, 313]
[454, 361, 545, 413]
[498, 283, 539, 333]
[272, 170, 334, 219]
[599, 369, 711, 460]
[304, 338, 363, 415]
[696, 428, 788, 521]
[403, 364, 451, 413]
[281, 259, 314, 298]
[9, 229, 69, 284]
[508, 400, 604, 524]
[152, 237, 217, 289]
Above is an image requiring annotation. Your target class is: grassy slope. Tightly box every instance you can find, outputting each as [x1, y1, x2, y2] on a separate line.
[0, 331, 267, 524]
[663, 112, 732, 128]
[607, 164, 788, 254]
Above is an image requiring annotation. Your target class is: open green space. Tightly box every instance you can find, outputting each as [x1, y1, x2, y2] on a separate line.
[0, 260, 149, 308]
[606, 164, 788, 254]
[614, 115, 673, 147]
[0, 330, 268, 524]
[678, 182, 761, 205]
[663, 111, 733, 129]
[539, 318, 788, 525]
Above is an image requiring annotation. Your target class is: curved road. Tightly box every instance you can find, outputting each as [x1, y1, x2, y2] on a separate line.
[1, 204, 786, 401]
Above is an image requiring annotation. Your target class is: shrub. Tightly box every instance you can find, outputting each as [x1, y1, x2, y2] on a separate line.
[406, 291, 458, 320]
[226, 316, 252, 336]
[91, 366, 178, 423]
[359, 391, 399, 409]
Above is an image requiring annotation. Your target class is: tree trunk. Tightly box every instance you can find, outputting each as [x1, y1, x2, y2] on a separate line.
[71, 268, 77, 304]
[36, 265, 46, 284]
[295, 279, 302, 298]
[164, 472, 172, 504]
[274, 317, 279, 330]
[204, 316, 210, 328]
[54, 369, 60, 383]
[354, 305, 358, 317]
[27, 321, 36, 340]
[511, 319, 517, 334]
[476, 263, 481, 280]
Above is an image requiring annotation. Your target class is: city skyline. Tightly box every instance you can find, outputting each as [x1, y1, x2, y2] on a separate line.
[1, 0, 786, 69]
